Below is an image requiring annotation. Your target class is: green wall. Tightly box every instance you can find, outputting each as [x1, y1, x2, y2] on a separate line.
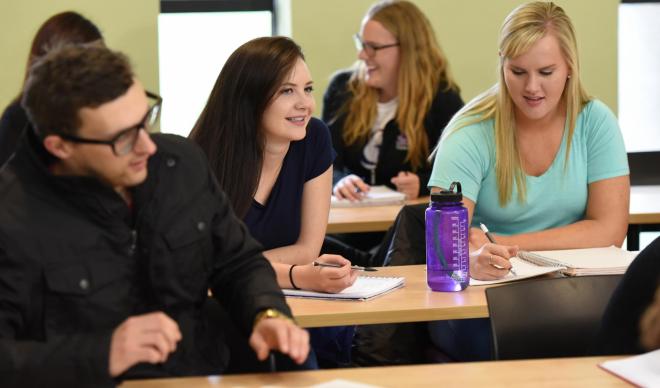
[0, 0, 617, 116]
[291, 0, 618, 114]
[0, 0, 159, 110]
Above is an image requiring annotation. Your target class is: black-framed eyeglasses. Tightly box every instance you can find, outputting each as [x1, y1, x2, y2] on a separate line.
[353, 34, 400, 57]
[60, 91, 162, 156]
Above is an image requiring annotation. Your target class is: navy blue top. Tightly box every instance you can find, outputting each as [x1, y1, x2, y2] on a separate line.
[244, 118, 334, 250]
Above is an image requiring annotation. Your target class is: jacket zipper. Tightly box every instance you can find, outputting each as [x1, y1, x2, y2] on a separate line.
[129, 229, 137, 256]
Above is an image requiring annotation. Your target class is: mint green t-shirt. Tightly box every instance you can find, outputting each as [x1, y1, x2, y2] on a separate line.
[428, 100, 629, 235]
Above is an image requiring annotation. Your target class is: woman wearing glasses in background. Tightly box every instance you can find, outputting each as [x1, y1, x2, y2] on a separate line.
[324, 0, 463, 203]
[322, 0, 463, 262]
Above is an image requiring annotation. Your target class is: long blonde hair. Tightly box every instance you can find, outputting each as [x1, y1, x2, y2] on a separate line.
[337, 0, 458, 171]
[437, 1, 590, 205]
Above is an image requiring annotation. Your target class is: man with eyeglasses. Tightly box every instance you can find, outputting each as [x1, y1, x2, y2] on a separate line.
[0, 45, 309, 386]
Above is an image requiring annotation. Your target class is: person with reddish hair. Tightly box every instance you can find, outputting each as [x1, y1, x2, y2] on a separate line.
[0, 11, 103, 166]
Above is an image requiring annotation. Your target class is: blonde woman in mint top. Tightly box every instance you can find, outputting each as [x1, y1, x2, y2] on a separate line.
[429, 1, 629, 283]
[426, 1, 629, 363]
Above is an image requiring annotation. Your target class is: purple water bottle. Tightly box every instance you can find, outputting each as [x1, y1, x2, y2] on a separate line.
[426, 181, 469, 291]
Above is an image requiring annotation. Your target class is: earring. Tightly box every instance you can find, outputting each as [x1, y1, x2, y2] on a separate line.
[567, 75, 571, 79]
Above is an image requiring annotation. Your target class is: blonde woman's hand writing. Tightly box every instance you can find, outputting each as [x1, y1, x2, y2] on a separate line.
[333, 174, 370, 201]
[469, 243, 518, 280]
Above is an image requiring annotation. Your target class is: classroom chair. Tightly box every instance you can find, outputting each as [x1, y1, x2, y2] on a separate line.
[486, 274, 622, 360]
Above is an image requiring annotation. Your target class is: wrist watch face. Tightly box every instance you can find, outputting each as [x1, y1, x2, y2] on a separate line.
[255, 308, 294, 327]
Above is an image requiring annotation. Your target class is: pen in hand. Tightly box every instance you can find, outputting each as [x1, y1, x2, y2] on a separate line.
[479, 223, 517, 276]
[313, 261, 378, 272]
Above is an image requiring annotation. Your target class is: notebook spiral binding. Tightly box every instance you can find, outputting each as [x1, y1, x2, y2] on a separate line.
[518, 251, 567, 268]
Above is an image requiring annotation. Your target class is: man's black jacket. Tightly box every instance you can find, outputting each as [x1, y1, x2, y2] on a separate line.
[0, 130, 290, 386]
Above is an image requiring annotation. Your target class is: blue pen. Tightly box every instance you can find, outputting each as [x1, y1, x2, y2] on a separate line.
[479, 223, 517, 276]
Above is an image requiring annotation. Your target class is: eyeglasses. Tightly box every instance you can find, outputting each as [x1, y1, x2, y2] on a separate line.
[60, 91, 162, 156]
[353, 34, 399, 57]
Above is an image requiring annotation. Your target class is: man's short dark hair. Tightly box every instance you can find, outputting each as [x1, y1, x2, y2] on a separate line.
[22, 44, 134, 137]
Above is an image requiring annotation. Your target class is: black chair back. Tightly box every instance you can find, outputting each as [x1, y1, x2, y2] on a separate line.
[486, 275, 622, 360]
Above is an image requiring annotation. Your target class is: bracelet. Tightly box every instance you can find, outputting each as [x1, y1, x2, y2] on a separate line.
[288, 264, 300, 290]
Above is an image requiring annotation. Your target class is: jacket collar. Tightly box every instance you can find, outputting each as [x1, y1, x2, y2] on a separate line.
[13, 127, 134, 222]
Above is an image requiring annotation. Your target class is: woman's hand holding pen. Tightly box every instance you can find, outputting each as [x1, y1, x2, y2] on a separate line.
[293, 254, 358, 293]
[467, 224, 517, 280]
[470, 243, 519, 280]
[333, 174, 370, 201]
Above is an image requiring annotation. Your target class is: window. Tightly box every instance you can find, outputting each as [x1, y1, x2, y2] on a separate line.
[618, 1, 660, 153]
[158, 0, 278, 136]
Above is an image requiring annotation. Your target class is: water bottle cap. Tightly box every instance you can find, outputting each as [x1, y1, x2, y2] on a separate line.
[430, 181, 463, 203]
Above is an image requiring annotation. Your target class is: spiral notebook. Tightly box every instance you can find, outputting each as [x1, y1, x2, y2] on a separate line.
[515, 246, 637, 276]
[471, 246, 637, 286]
[331, 185, 405, 208]
[283, 276, 405, 301]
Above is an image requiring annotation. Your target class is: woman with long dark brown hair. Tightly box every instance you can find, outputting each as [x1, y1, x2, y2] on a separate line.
[190, 36, 357, 294]
[190, 36, 359, 368]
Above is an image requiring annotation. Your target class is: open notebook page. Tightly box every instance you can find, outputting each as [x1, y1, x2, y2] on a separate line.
[522, 246, 638, 269]
[283, 276, 405, 300]
[331, 185, 406, 208]
[470, 257, 564, 286]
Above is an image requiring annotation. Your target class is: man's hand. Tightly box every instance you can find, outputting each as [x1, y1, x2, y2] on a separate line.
[390, 171, 420, 199]
[249, 317, 309, 365]
[108, 312, 182, 377]
[641, 287, 660, 350]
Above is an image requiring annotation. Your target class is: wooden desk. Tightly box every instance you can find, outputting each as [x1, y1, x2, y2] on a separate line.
[327, 197, 428, 234]
[121, 356, 627, 387]
[288, 265, 490, 328]
[328, 186, 660, 250]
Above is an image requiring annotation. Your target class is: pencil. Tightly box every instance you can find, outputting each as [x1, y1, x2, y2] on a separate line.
[313, 261, 378, 272]
[479, 223, 518, 276]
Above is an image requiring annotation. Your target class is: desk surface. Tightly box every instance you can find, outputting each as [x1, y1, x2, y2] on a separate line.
[121, 356, 627, 387]
[288, 265, 490, 328]
[327, 197, 427, 234]
[328, 185, 660, 234]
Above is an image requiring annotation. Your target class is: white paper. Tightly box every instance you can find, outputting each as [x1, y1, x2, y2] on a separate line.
[600, 349, 660, 387]
[283, 276, 404, 300]
[311, 379, 383, 388]
[470, 257, 563, 286]
[331, 185, 405, 208]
